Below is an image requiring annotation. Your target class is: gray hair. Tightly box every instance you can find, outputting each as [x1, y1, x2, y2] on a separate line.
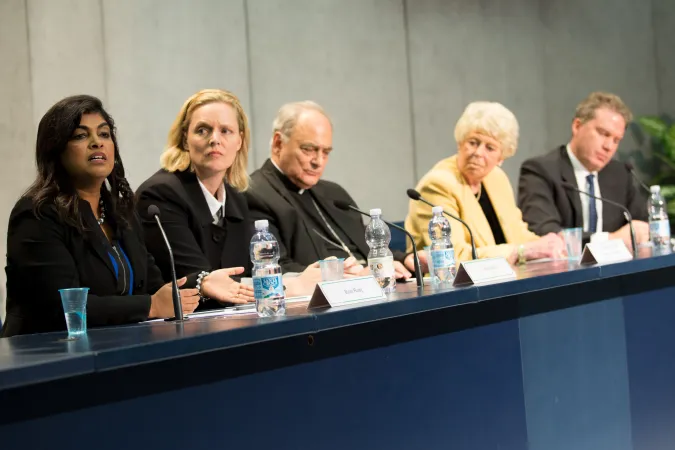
[269, 101, 332, 149]
[454, 101, 519, 159]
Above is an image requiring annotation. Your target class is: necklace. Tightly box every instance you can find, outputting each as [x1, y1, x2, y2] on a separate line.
[97, 198, 106, 225]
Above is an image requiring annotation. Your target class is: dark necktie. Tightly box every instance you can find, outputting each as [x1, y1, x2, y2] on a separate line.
[213, 206, 223, 226]
[586, 174, 597, 233]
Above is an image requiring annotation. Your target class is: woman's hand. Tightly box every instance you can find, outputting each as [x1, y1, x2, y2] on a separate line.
[149, 277, 199, 318]
[509, 233, 566, 265]
[526, 233, 567, 260]
[201, 267, 255, 304]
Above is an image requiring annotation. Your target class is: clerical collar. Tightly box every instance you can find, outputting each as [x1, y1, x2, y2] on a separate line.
[270, 158, 306, 195]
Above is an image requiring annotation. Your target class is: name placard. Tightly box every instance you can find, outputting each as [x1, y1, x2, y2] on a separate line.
[580, 239, 633, 265]
[307, 276, 386, 309]
[453, 257, 516, 286]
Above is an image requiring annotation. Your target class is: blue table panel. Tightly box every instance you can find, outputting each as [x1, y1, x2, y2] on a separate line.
[0, 320, 527, 450]
[520, 297, 632, 450]
[624, 283, 675, 450]
[0, 254, 674, 450]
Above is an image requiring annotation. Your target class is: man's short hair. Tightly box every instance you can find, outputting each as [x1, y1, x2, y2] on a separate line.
[574, 91, 633, 126]
[269, 101, 332, 148]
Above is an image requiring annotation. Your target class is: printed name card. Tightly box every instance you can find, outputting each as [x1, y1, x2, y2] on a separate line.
[453, 257, 516, 286]
[307, 276, 386, 309]
[580, 239, 633, 265]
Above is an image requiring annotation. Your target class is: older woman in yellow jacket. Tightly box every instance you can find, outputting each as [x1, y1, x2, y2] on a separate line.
[405, 101, 564, 264]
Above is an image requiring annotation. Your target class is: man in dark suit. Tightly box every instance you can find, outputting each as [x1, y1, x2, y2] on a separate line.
[246, 101, 420, 275]
[518, 92, 648, 248]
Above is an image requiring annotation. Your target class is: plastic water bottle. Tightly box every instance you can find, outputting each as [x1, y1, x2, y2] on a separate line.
[365, 208, 396, 294]
[648, 185, 671, 250]
[428, 206, 456, 285]
[250, 220, 286, 317]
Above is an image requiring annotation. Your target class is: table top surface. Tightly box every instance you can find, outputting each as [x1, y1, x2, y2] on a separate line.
[1, 249, 673, 391]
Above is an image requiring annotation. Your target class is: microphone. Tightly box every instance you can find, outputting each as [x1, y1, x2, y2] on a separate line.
[561, 183, 637, 257]
[147, 205, 183, 321]
[333, 200, 424, 288]
[406, 189, 478, 260]
[625, 162, 651, 195]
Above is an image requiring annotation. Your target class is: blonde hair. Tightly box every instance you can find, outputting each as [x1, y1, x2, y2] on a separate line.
[269, 101, 332, 149]
[161, 89, 250, 192]
[454, 101, 519, 159]
[574, 91, 633, 126]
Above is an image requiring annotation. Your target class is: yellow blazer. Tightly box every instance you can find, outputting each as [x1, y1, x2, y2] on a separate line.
[404, 155, 538, 262]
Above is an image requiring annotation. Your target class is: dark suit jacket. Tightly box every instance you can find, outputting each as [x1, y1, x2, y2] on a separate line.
[2, 197, 164, 337]
[246, 159, 372, 273]
[136, 170, 254, 302]
[517, 146, 647, 243]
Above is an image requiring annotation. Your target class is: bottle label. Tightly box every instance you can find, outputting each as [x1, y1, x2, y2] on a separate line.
[431, 248, 455, 270]
[253, 274, 284, 300]
[650, 219, 671, 239]
[368, 256, 395, 286]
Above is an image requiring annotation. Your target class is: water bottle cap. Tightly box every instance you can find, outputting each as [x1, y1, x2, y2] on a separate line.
[432, 206, 443, 214]
[369, 208, 381, 216]
[254, 219, 268, 230]
[650, 185, 660, 193]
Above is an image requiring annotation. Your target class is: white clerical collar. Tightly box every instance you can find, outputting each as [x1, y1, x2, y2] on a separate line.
[197, 178, 226, 217]
[566, 144, 598, 177]
[271, 158, 305, 195]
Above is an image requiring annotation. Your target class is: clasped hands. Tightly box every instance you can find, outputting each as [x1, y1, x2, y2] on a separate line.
[509, 232, 567, 265]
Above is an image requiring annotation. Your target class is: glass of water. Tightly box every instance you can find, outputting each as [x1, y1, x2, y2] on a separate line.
[59, 287, 89, 338]
[424, 246, 437, 286]
[562, 227, 583, 260]
[319, 258, 344, 281]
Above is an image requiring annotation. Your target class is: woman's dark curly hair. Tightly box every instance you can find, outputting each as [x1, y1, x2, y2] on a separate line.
[25, 95, 135, 232]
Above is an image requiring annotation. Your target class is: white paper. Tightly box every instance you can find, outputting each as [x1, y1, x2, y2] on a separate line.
[308, 276, 386, 309]
[581, 239, 633, 265]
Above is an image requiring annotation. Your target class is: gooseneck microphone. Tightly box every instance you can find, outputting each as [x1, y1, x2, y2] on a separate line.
[406, 189, 478, 260]
[561, 183, 638, 257]
[333, 200, 424, 288]
[625, 162, 651, 195]
[147, 205, 183, 321]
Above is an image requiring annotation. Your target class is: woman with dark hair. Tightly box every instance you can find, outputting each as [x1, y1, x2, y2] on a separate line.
[2, 95, 238, 337]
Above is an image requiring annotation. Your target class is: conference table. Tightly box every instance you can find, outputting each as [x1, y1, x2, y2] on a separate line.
[0, 250, 674, 450]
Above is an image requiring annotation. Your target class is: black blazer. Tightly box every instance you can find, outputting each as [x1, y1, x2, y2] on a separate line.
[136, 169, 254, 287]
[2, 197, 164, 337]
[517, 146, 648, 243]
[246, 159, 371, 273]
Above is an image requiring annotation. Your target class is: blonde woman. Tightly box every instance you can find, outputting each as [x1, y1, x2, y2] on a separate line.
[405, 101, 564, 264]
[136, 89, 319, 308]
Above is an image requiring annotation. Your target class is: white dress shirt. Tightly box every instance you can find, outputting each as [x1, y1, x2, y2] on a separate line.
[566, 145, 602, 232]
[197, 178, 226, 222]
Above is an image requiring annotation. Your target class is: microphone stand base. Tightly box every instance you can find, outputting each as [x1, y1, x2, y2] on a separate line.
[164, 316, 189, 322]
